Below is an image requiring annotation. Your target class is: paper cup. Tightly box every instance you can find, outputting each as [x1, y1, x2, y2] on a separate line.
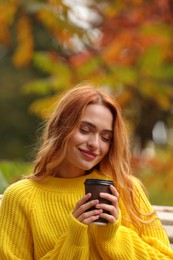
[84, 178, 114, 225]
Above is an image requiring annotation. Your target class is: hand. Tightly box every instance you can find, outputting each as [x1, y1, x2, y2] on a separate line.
[95, 185, 119, 224]
[73, 193, 103, 225]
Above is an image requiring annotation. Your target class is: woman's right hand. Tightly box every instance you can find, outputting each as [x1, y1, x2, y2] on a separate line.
[73, 193, 103, 224]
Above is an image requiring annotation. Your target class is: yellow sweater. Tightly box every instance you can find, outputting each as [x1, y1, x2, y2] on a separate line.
[0, 171, 173, 259]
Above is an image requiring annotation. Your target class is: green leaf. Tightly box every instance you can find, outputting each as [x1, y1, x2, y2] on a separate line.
[22, 79, 52, 95]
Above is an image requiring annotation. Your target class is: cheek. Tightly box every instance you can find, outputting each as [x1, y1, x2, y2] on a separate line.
[69, 132, 85, 145]
[101, 142, 111, 156]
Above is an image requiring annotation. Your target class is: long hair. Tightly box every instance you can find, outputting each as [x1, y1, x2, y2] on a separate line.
[29, 83, 154, 226]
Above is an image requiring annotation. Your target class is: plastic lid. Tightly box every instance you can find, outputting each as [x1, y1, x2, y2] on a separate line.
[84, 179, 114, 186]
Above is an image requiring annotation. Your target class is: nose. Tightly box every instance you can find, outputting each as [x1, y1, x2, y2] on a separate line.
[87, 134, 100, 150]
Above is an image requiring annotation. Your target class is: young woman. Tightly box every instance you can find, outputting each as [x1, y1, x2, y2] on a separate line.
[0, 84, 173, 259]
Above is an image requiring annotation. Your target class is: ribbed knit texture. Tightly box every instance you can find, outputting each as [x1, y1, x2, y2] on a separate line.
[0, 171, 173, 259]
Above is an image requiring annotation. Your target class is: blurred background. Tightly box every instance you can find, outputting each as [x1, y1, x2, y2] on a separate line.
[0, 0, 173, 205]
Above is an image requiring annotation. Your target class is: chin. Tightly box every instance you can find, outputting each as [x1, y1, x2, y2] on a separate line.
[78, 160, 99, 171]
[82, 164, 97, 171]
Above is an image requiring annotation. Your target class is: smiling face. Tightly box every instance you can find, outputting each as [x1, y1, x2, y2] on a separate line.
[56, 103, 113, 178]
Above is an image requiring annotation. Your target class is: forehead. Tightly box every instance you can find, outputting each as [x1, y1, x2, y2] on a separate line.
[81, 104, 113, 130]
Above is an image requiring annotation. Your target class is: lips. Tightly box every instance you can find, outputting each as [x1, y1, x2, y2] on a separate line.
[78, 148, 98, 160]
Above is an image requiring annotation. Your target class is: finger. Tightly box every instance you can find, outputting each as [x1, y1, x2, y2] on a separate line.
[110, 185, 119, 198]
[78, 208, 103, 223]
[73, 193, 91, 216]
[96, 203, 119, 219]
[74, 193, 91, 210]
[73, 198, 99, 219]
[82, 215, 100, 225]
[99, 192, 118, 208]
[99, 212, 117, 224]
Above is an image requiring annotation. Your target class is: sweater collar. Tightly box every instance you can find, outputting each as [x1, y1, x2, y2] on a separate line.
[31, 170, 112, 193]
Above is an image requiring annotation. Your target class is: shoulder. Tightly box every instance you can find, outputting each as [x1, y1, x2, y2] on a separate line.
[2, 178, 35, 206]
[131, 176, 147, 197]
[4, 178, 34, 194]
[130, 176, 154, 213]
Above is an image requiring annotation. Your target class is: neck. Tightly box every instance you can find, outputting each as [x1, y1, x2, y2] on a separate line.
[54, 164, 85, 178]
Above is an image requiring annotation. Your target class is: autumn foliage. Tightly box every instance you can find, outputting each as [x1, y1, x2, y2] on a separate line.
[0, 0, 173, 203]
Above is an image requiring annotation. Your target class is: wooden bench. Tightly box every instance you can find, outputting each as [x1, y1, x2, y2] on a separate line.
[0, 195, 172, 249]
[153, 205, 173, 249]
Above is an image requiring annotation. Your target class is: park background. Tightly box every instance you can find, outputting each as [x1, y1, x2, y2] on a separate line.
[0, 0, 173, 206]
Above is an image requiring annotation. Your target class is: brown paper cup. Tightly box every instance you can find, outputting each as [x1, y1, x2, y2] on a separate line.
[84, 178, 114, 225]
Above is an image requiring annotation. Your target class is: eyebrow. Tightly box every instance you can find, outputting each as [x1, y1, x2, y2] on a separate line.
[81, 121, 113, 134]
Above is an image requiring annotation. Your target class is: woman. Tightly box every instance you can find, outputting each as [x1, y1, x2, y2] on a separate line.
[0, 84, 173, 259]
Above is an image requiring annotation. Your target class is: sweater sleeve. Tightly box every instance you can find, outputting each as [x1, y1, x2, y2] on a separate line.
[41, 214, 89, 260]
[0, 183, 89, 260]
[93, 180, 173, 260]
[0, 184, 33, 260]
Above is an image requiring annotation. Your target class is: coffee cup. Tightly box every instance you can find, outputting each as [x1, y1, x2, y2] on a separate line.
[84, 178, 114, 225]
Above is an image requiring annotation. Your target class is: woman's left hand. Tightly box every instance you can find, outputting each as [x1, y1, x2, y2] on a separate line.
[95, 185, 119, 224]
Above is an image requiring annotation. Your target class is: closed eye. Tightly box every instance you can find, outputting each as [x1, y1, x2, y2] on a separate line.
[101, 134, 112, 142]
[79, 122, 113, 141]
[79, 126, 90, 133]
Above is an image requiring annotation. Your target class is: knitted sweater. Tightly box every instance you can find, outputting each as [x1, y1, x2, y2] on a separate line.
[0, 171, 173, 259]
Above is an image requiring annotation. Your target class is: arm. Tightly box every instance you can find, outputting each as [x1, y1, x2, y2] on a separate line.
[0, 184, 90, 260]
[40, 214, 89, 260]
[93, 181, 173, 259]
[0, 187, 33, 260]
[94, 214, 173, 259]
